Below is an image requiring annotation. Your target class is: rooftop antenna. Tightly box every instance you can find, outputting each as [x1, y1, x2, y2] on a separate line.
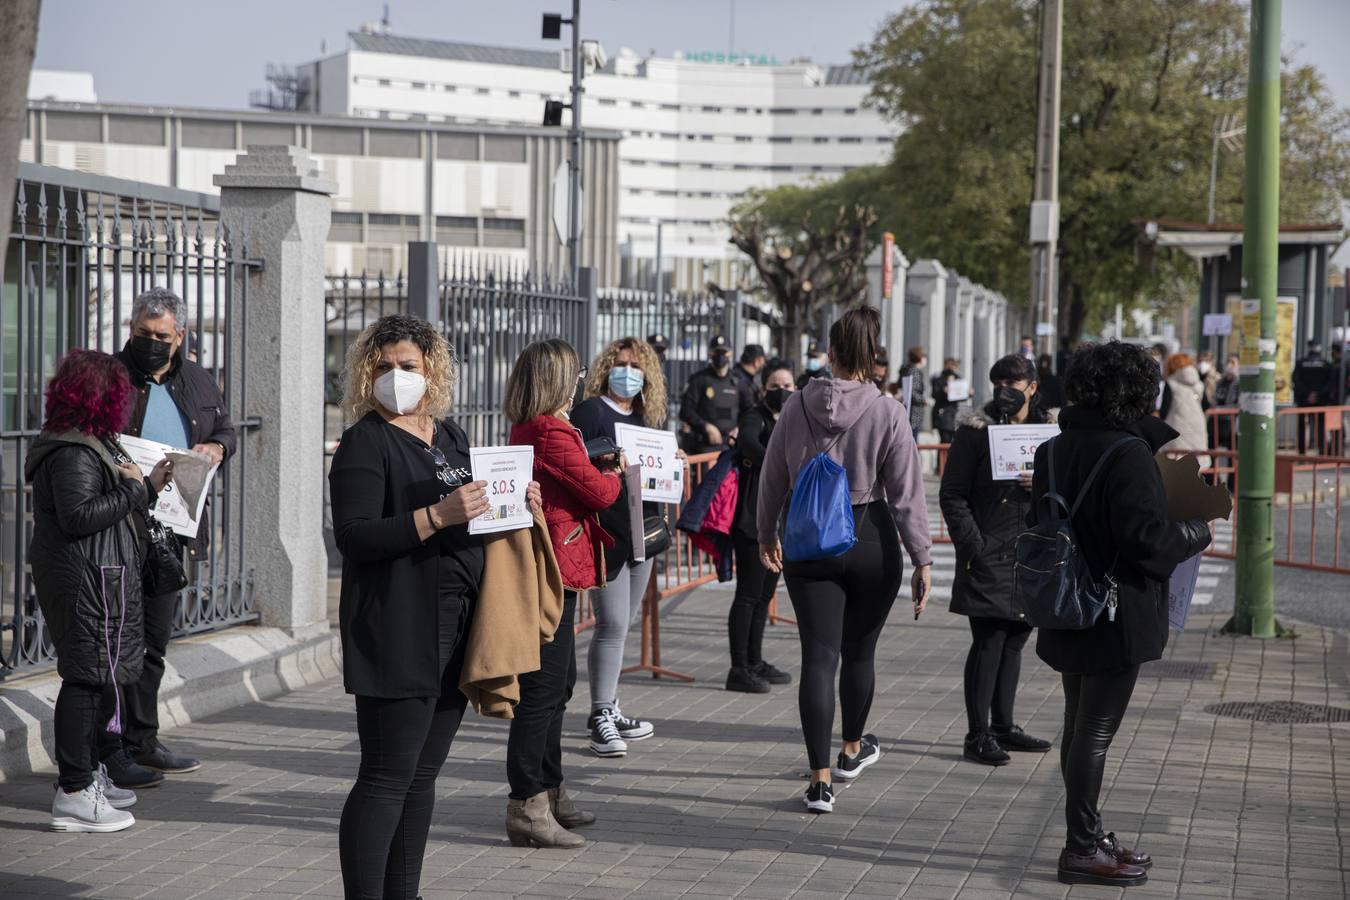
[382, 4, 391, 34]
[729, 0, 735, 57]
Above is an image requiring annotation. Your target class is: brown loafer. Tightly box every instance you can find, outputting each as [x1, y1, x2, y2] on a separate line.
[1099, 832, 1152, 869]
[1057, 846, 1148, 887]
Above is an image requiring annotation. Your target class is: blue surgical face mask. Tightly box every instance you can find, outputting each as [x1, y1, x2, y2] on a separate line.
[806, 357, 823, 372]
[608, 365, 645, 399]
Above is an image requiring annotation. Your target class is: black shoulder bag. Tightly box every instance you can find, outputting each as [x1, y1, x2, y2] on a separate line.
[1012, 435, 1145, 630]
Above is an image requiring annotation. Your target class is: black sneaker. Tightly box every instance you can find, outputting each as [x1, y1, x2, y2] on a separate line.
[803, 780, 834, 814]
[993, 725, 1052, 752]
[610, 706, 654, 741]
[832, 733, 881, 780]
[725, 665, 770, 693]
[133, 740, 201, 774]
[963, 732, 1011, 766]
[102, 749, 165, 789]
[752, 661, 792, 685]
[587, 709, 628, 758]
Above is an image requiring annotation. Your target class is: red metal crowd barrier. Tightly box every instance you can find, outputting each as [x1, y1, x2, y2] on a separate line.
[575, 434, 1349, 675]
[1206, 405, 1350, 458]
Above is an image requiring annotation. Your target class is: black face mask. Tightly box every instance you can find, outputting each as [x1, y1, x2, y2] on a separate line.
[992, 385, 1026, 421]
[764, 388, 788, 413]
[711, 354, 730, 372]
[128, 335, 174, 374]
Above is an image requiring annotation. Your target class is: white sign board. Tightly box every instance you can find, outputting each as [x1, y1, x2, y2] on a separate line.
[986, 424, 1060, 481]
[468, 445, 535, 535]
[1035, 321, 1055, 336]
[945, 379, 971, 402]
[1202, 313, 1233, 336]
[614, 423, 683, 503]
[119, 434, 219, 539]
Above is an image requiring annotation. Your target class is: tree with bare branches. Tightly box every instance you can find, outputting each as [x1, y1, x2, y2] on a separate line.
[729, 187, 877, 362]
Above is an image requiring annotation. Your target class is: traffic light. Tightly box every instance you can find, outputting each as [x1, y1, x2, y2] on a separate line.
[542, 13, 563, 39]
[543, 100, 566, 127]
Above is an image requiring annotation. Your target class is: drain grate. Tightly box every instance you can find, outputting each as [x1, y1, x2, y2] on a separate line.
[1142, 660, 1217, 679]
[1203, 701, 1350, 724]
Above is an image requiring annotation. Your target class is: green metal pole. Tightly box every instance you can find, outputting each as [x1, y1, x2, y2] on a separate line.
[1225, 0, 1286, 638]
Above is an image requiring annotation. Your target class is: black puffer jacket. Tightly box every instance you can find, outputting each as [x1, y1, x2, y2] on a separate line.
[941, 403, 1055, 621]
[26, 432, 148, 686]
[1029, 408, 1211, 674]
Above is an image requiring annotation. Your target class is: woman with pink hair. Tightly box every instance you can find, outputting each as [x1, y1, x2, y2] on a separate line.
[27, 350, 172, 833]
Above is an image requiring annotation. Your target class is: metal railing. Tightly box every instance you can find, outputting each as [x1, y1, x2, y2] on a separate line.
[3, 171, 261, 678]
[1206, 405, 1350, 457]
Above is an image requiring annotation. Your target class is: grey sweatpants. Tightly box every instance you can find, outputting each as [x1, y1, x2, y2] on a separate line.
[586, 558, 656, 711]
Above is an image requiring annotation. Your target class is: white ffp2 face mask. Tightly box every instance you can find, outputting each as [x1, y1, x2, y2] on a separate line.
[373, 368, 427, 415]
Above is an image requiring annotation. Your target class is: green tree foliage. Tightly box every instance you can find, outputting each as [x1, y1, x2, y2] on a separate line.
[731, 0, 1350, 338]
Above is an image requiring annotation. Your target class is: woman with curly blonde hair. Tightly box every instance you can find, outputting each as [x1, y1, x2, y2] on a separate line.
[570, 336, 671, 756]
[329, 314, 542, 897]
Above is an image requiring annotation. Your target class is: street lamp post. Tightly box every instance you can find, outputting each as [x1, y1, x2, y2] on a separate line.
[542, 0, 584, 293]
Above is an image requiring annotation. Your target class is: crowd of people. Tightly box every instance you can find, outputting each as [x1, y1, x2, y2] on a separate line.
[28, 289, 1231, 895]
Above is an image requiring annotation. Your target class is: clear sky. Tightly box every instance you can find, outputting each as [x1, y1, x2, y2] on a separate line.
[31, 0, 1350, 111]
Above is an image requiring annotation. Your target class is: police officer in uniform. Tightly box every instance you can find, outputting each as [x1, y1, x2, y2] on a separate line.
[731, 344, 766, 405]
[797, 339, 829, 390]
[647, 333, 669, 364]
[680, 335, 753, 453]
[1293, 340, 1336, 454]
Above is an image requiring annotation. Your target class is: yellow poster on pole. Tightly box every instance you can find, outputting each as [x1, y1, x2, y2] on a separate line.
[1275, 297, 1297, 405]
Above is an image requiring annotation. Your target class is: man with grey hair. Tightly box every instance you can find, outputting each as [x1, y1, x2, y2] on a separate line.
[100, 287, 235, 789]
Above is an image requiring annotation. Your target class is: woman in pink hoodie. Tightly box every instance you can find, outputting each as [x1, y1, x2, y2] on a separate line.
[757, 307, 933, 814]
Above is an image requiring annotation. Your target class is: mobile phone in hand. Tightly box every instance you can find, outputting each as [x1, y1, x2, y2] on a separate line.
[914, 576, 926, 620]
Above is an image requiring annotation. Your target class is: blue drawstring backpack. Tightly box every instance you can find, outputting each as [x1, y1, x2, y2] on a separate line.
[783, 392, 879, 562]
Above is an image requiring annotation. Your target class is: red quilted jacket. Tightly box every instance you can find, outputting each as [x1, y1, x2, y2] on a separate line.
[509, 415, 621, 591]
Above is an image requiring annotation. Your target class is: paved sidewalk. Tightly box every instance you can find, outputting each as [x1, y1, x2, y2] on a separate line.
[2, 557, 1347, 899]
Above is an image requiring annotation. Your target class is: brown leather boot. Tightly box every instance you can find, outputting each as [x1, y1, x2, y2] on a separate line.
[1057, 846, 1148, 886]
[1099, 832, 1152, 869]
[506, 792, 585, 849]
[548, 784, 595, 829]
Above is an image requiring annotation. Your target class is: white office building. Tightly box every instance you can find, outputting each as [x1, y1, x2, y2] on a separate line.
[296, 32, 896, 289]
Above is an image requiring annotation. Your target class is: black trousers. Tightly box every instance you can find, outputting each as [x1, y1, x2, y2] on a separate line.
[963, 616, 1033, 736]
[99, 588, 178, 759]
[339, 611, 471, 900]
[507, 592, 577, 800]
[55, 680, 117, 792]
[1060, 665, 1140, 853]
[783, 501, 903, 771]
[728, 534, 779, 669]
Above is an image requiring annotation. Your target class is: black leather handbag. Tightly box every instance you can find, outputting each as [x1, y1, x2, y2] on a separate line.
[141, 511, 189, 596]
[642, 514, 672, 558]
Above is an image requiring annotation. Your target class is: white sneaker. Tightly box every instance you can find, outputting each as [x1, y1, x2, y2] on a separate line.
[94, 763, 137, 809]
[51, 781, 136, 833]
[587, 708, 628, 758]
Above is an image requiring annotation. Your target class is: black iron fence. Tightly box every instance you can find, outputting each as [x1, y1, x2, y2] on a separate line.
[1, 166, 261, 678]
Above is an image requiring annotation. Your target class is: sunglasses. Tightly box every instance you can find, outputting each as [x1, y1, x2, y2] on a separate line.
[426, 446, 465, 488]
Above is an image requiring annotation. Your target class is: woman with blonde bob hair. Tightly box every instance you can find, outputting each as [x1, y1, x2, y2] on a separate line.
[330, 314, 542, 895]
[504, 338, 623, 847]
[570, 337, 670, 756]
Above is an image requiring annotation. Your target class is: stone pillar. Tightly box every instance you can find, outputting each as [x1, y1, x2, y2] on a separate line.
[908, 259, 948, 369]
[971, 289, 992, 404]
[215, 146, 337, 637]
[956, 276, 976, 376]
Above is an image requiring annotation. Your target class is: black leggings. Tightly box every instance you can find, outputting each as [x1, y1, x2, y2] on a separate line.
[963, 617, 1033, 736]
[55, 680, 116, 792]
[507, 592, 577, 799]
[339, 627, 470, 899]
[783, 501, 903, 771]
[729, 535, 779, 669]
[1060, 666, 1140, 853]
